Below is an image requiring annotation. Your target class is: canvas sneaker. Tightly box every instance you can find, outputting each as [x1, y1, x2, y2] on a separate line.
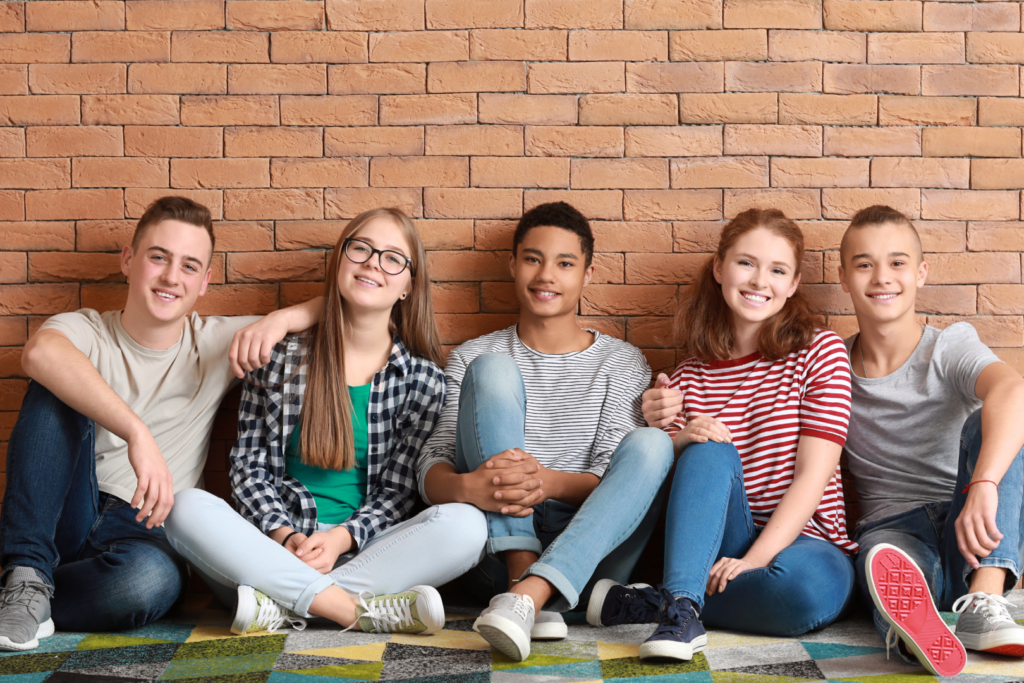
[587, 579, 660, 627]
[865, 543, 966, 677]
[0, 567, 54, 652]
[531, 610, 567, 640]
[639, 588, 707, 662]
[474, 592, 535, 662]
[953, 591, 1024, 657]
[231, 585, 307, 635]
[355, 585, 445, 635]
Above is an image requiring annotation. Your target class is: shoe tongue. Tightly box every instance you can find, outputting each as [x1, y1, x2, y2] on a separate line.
[6, 568, 43, 587]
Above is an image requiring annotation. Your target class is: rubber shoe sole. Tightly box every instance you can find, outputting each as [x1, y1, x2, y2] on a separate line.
[639, 634, 707, 662]
[956, 628, 1024, 657]
[475, 613, 531, 662]
[586, 579, 653, 627]
[231, 585, 258, 635]
[530, 616, 567, 640]
[866, 543, 966, 677]
[0, 617, 54, 652]
[408, 585, 446, 635]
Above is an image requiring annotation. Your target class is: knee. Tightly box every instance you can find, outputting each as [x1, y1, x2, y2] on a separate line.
[676, 440, 741, 479]
[614, 428, 674, 477]
[15, 381, 89, 441]
[464, 354, 523, 396]
[164, 489, 230, 539]
[433, 503, 488, 560]
[770, 558, 853, 635]
[100, 546, 187, 629]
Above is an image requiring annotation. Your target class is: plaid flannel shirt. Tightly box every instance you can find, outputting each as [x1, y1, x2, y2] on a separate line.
[228, 334, 446, 548]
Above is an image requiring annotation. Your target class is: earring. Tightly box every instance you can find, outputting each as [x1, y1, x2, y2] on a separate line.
[400, 293, 407, 300]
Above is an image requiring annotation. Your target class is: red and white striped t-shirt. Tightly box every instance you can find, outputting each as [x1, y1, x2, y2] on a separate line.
[666, 329, 857, 553]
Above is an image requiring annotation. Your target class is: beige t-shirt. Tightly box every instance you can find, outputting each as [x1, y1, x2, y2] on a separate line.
[39, 309, 260, 503]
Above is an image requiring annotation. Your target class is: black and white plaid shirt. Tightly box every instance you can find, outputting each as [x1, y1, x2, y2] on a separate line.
[229, 334, 446, 548]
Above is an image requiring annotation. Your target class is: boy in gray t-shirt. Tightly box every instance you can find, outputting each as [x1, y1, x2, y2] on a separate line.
[838, 205, 1024, 676]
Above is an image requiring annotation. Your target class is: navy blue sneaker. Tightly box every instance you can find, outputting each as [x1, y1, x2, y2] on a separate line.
[586, 579, 660, 627]
[639, 588, 707, 661]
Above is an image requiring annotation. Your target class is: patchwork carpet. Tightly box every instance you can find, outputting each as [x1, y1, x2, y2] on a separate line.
[5, 592, 1024, 683]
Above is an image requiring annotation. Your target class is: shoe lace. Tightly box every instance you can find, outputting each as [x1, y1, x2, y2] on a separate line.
[610, 584, 661, 624]
[651, 587, 697, 637]
[952, 592, 1015, 624]
[0, 578, 52, 610]
[884, 625, 898, 660]
[510, 594, 534, 622]
[252, 594, 307, 632]
[353, 592, 414, 633]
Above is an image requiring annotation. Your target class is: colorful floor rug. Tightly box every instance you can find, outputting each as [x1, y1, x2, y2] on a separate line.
[4, 592, 1024, 683]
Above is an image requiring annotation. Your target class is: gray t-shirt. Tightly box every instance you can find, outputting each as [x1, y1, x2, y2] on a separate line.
[844, 323, 1000, 528]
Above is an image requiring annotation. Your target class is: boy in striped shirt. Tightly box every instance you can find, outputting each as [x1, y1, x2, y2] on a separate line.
[417, 202, 673, 663]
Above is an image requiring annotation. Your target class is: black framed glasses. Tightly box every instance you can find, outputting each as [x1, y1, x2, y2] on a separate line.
[342, 238, 414, 276]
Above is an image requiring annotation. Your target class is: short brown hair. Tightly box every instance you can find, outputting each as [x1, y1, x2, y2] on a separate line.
[132, 196, 215, 258]
[840, 204, 922, 266]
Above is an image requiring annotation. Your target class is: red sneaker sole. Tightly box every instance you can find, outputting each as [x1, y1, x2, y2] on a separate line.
[984, 644, 1024, 657]
[868, 545, 966, 678]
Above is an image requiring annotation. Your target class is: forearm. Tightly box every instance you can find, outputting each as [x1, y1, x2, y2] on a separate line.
[974, 381, 1024, 484]
[544, 469, 600, 506]
[744, 475, 825, 566]
[276, 296, 324, 334]
[424, 462, 472, 506]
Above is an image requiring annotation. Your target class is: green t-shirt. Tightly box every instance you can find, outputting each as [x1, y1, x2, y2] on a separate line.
[285, 383, 371, 525]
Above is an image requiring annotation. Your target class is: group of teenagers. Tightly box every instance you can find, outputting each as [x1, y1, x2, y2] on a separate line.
[2, 193, 1024, 678]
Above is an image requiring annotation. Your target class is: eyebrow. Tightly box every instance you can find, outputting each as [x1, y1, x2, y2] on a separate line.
[522, 247, 578, 260]
[148, 246, 204, 267]
[736, 252, 791, 268]
[353, 236, 409, 257]
[851, 251, 911, 260]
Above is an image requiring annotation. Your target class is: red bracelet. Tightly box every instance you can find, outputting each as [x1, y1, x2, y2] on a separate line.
[962, 479, 998, 494]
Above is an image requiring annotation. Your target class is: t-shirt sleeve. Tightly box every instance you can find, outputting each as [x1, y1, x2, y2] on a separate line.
[38, 309, 104, 360]
[195, 315, 263, 355]
[799, 331, 852, 448]
[591, 346, 651, 477]
[416, 345, 467, 504]
[934, 322, 1001, 404]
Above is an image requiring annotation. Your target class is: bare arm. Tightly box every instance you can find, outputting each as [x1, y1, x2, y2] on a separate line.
[229, 296, 325, 377]
[21, 329, 174, 528]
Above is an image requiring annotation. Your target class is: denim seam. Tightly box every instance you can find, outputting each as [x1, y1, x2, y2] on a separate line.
[330, 507, 447, 581]
[967, 558, 1019, 585]
[523, 562, 579, 609]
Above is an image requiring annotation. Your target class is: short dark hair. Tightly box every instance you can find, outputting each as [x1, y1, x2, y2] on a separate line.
[512, 201, 594, 267]
[840, 204, 922, 266]
[132, 196, 215, 259]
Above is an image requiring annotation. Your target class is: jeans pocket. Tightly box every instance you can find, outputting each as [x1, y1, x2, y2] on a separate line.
[538, 500, 577, 534]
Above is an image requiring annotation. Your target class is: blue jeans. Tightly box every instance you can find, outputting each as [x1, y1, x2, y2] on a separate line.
[664, 440, 856, 637]
[854, 408, 1024, 643]
[454, 353, 674, 611]
[0, 381, 188, 631]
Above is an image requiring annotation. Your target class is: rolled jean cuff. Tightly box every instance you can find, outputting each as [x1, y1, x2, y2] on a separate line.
[670, 589, 703, 610]
[523, 562, 578, 610]
[488, 535, 542, 555]
[294, 574, 337, 618]
[966, 557, 1020, 592]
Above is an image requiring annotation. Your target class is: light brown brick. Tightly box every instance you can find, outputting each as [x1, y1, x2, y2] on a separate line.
[0, 159, 68, 190]
[270, 158, 366, 188]
[725, 0, 821, 29]
[917, 221, 968, 252]
[923, 65, 1018, 96]
[73, 157, 167, 189]
[272, 32, 367, 65]
[879, 96, 976, 126]
[679, 93, 777, 124]
[426, 125, 523, 156]
[725, 188, 820, 218]
[329, 64, 425, 95]
[569, 30, 667, 61]
[624, 189, 721, 221]
[0, 283, 78, 315]
[0, 35, 69, 63]
[0, 2, 23, 33]
[276, 219, 353, 249]
[822, 188, 920, 219]
[624, 253, 706, 284]
[927, 252, 1020, 284]
[415, 219, 474, 249]
[224, 127, 321, 158]
[424, 188, 521, 218]
[922, 190, 1018, 220]
[525, 126, 622, 157]
[0, 191, 23, 220]
[172, 31, 268, 63]
[76, 219, 135, 251]
[724, 125, 822, 156]
[972, 160, 1024, 191]
[128, 63, 226, 94]
[470, 157, 566, 188]
[823, 64, 920, 95]
[180, 95, 277, 126]
[380, 93, 475, 125]
[968, 222, 1024, 251]
[0, 129, 24, 157]
[581, 284, 677, 316]
[0, 96, 79, 126]
[227, 251, 324, 283]
[980, 97, 1024, 127]
[28, 253, 121, 283]
[125, 126, 222, 157]
[593, 221, 673, 251]
[967, 33, 1024, 64]
[25, 189, 122, 221]
[28, 64, 126, 95]
[370, 30, 467, 62]
[524, 189, 623, 219]
[772, 158, 869, 187]
[478, 93, 575, 125]
[0, 222, 74, 251]
[26, 1, 123, 31]
[824, 0, 922, 31]
[428, 250, 511, 281]
[229, 64, 326, 95]
[769, 29, 865, 62]
[126, 1, 226, 30]
[27, 127, 122, 158]
[370, 156, 467, 187]
[470, 29, 566, 60]
[779, 94, 877, 125]
[573, 159, 668, 189]
[473, 220, 515, 249]
[171, 158, 269, 189]
[83, 95, 179, 125]
[923, 127, 1021, 157]
[426, 0, 522, 29]
[626, 62, 723, 93]
[280, 95, 375, 126]
[525, 0, 622, 29]
[726, 61, 821, 93]
[478, 282, 513, 312]
[871, 158, 969, 188]
[0, 318, 27, 347]
[868, 32, 964, 64]
[925, 3, 1019, 32]
[223, 189, 321, 220]
[0, 65, 25, 95]
[326, 0, 424, 30]
[226, 1, 324, 30]
[670, 29, 766, 61]
[73, 31, 170, 63]
[670, 157, 767, 188]
[326, 127, 424, 156]
[436, 312, 519, 344]
[980, 285, 1024, 314]
[125, 188, 222, 218]
[327, 188, 424, 218]
[626, 0, 721, 29]
[428, 61, 526, 93]
[824, 126, 921, 156]
[578, 94, 677, 126]
[528, 61, 625, 94]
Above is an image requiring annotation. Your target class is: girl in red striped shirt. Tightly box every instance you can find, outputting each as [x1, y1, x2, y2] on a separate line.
[586, 209, 856, 661]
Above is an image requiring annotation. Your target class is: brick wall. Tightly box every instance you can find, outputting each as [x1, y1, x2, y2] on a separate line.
[2, 0, 1024, 502]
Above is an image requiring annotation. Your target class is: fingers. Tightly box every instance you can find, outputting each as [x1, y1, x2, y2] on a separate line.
[131, 477, 148, 519]
[492, 472, 541, 487]
[284, 533, 308, 554]
[296, 534, 325, 557]
[957, 525, 980, 568]
[506, 507, 535, 518]
[135, 478, 159, 525]
[501, 488, 543, 514]
[229, 333, 244, 379]
[148, 486, 174, 529]
[655, 373, 671, 389]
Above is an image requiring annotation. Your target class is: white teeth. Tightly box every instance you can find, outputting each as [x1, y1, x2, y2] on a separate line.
[742, 292, 768, 302]
[155, 291, 177, 300]
[356, 277, 380, 287]
[871, 294, 898, 300]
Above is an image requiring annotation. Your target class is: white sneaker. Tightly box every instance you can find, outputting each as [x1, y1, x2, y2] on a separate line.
[953, 592, 1024, 656]
[354, 585, 445, 635]
[231, 585, 307, 635]
[474, 593, 535, 662]
[531, 611, 567, 640]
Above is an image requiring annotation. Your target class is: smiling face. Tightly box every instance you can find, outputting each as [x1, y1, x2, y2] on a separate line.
[510, 225, 594, 320]
[121, 219, 213, 324]
[839, 222, 928, 326]
[336, 216, 414, 315]
[713, 227, 801, 336]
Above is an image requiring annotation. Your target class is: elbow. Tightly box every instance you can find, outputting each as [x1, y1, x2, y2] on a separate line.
[20, 336, 48, 378]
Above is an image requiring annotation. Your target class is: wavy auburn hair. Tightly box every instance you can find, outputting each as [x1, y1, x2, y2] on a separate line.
[675, 208, 821, 362]
[299, 208, 443, 471]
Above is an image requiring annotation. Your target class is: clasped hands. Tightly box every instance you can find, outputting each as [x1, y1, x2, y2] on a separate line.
[467, 448, 547, 517]
[270, 525, 355, 575]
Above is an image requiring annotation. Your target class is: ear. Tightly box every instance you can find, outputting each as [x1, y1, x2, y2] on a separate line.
[787, 272, 801, 299]
[508, 251, 517, 280]
[198, 267, 213, 297]
[712, 255, 723, 285]
[583, 262, 595, 287]
[838, 264, 849, 293]
[917, 258, 928, 288]
[120, 244, 134, 280]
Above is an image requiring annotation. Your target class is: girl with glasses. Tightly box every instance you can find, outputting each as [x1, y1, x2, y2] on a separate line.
[586, 209, 856, 660]
[163, 208, 487, 636]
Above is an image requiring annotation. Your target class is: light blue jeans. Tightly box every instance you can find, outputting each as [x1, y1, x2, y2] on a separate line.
[164, 489, 488, 617]
[454, 353, 674, 611]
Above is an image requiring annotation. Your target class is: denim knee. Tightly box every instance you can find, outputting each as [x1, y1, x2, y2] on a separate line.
[432, 503, 487, 567]
[613, 428, 674, 478]
[464, 353, 523, 392]
[676, 440, 742, 480]
[14, 381, 91, 446]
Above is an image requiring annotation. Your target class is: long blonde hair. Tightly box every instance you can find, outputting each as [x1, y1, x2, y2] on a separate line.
[300, 208, 443, 470]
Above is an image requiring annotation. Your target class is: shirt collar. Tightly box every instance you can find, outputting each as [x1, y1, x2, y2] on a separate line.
[385, 336, 411, 377]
